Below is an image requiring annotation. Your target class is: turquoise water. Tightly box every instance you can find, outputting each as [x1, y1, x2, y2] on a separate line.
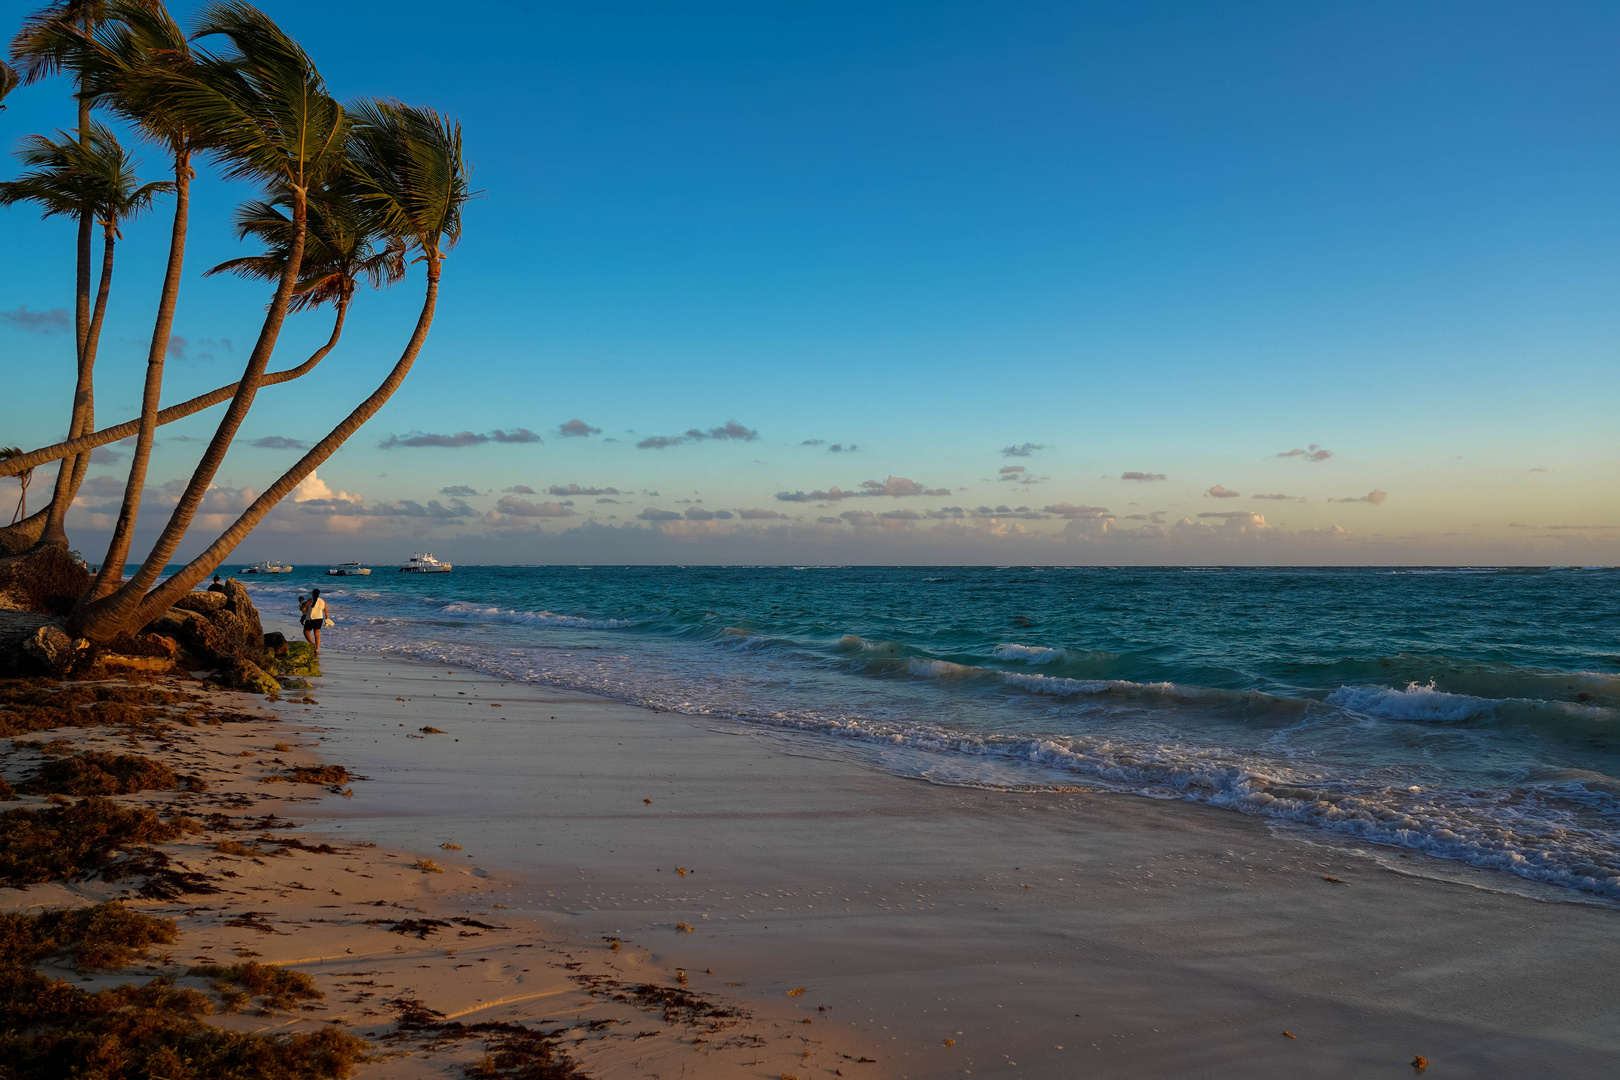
[242, 566, 1620, 899]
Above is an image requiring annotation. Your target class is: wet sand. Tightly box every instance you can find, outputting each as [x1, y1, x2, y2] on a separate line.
[296, 648, 1620, 1079]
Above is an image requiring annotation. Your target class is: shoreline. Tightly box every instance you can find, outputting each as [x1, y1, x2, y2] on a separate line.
[302, 647, 1619, 1077]
[4, 642, 1619, 1078]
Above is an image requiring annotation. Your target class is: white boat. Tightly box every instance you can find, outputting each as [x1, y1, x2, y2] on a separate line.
[326, 561, 372, 576]
[400, 552, 452, 573]
[239, 559, 292, 574]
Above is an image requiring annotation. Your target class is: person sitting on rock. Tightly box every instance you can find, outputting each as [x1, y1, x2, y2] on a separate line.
[207, 574, 227, 594]
[303, 588, 327, 655]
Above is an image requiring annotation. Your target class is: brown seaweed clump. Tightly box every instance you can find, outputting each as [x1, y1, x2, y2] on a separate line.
[20, 750, 181, 796]
[0, 795, 189, 887]
[262, 765, 351, 786]
[387, 997, 585, 1080]
[0, 902, 177, 970]
[187, 961, 321, 1013]
[0, 901, 366, 1078]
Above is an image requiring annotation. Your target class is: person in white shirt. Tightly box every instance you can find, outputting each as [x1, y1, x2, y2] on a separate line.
[303, 588, 328, 655]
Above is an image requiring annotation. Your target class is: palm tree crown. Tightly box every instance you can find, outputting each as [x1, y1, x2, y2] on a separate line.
[0, 120, 169, 230]
[205, 177, 405, 310]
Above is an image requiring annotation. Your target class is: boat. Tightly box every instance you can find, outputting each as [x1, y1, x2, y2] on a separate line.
[400, 552, 452, 573]
[326, 561, 372, 576]
[239, 559, 292, 574]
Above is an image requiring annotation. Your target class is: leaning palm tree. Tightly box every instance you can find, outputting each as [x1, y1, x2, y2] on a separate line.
[0, 121, 170, 546]
[11, 2, 118, 511]
[99, 99, 471, 639]
[0, 180, 404, 487]
[75, 0, 351, 632]
[0, 448, 33, 524]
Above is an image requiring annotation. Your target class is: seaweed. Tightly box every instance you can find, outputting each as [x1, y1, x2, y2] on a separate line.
[0, 796, 188, 887]
[19, 750, 180, 796]
[262, 765, 351, 785]
[187, 961, 321, 1012]
[0, 969, 366, 1079]
[387, 997, 586, 1080]
[0, 902, 177, 969]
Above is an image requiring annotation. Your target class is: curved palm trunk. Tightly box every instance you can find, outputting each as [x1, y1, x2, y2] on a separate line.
[38, 221, 116, 548]
[0, 301, 347, 479]
[0, 503, 52, 556]
[87, 151, 190, 599]
[130, 260, 440, 628]
[75, 184, 309, 635]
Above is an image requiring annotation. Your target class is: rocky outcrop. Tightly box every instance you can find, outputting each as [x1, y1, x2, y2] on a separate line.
[222, 656, 281, 695]
[222, 578, 263, 642]
[173, 592, 228, 615]
[140, 578, 279, 692]
[21, 624, 79, 674]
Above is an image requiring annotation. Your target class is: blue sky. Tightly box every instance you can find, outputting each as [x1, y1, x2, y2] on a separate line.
[3, 0, 1618, 564]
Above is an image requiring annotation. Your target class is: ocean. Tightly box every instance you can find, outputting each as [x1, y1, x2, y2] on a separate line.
[242, 565, 1620, 901]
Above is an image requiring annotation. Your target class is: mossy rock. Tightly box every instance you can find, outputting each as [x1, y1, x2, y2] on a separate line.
[223, 658, 280, 695]
[273, 642, 321, 679]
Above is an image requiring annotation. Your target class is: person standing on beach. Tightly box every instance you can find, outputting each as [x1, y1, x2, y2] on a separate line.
[208, 575, 226, 594]
[303, 588, 328, 655]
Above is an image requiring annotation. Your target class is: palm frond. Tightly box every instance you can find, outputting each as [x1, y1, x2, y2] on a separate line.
[0, 119, 171, 230]
[0, 60, 19, 107]
[346, 98, 473, 261]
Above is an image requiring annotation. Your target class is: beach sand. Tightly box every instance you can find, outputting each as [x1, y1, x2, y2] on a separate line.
[5, 645, 1618, 1078]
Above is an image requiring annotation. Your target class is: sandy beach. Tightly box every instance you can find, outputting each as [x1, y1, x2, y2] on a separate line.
[4, 637, 1618, 1078]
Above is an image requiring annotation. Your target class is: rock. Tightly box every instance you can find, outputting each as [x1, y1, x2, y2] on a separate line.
[173, 591, 228, 615]
[221, 578, 263, 642]
[208, 608, 253, 654]
[223, 656, 280, 695]
[0, 610, 56, 674]
[165, 608, 233, 665]
[21, 624, 78, 673]
[264, 631, 289, 655]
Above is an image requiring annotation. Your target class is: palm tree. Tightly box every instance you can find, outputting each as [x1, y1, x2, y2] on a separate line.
[76, 0, 350, 632]
[0, 60, 18, 108]
[0, 121, 170, 546]
[0, 181, 401, 481]
[113, 99, 471, 636]
[11, 2, 117, 514]
[0, 448, 33, 524]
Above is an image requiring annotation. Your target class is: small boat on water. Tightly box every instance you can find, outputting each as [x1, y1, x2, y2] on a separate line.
[400, 552, 452, 573]
[326, 561, 372, 576]
[239, 559, 292, 574]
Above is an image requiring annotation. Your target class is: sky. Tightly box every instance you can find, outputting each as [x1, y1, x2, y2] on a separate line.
[2, 0, 1618, 566]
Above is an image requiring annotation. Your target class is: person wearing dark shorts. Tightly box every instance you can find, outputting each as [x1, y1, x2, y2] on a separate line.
[303, 588, 328, 655]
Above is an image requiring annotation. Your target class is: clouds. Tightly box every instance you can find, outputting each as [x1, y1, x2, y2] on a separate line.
[439, 485, 479, 497]
[495, 496, 575, 517]
[1205, 484, 1239, 498]
[1001, 443, 1047, 458]
[828, 443, 857, 453]
[557, 419, 601, 437]
[1278, 444, 1333, 462]
[504, 485, 536, 495]
[251, 435, 309, 450]
[379, 428, 541, 449]
[775, 476, 951, 502]
[1120, 471, 1166, 482]
[737, 508, 787, 519]
[89, 445, 125, 464]
[1043, 503, 1111, 518]
[1, 306, 70, 333]
[638, 507, 681, 521]
[1251, 493, 1298, 501]
[801, 439, 825, 446]
[637, 420, 759, 449]
[548, 483, 620, 496]
[1329, 489, 1387, 504]
[682, 507, 734, 520]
